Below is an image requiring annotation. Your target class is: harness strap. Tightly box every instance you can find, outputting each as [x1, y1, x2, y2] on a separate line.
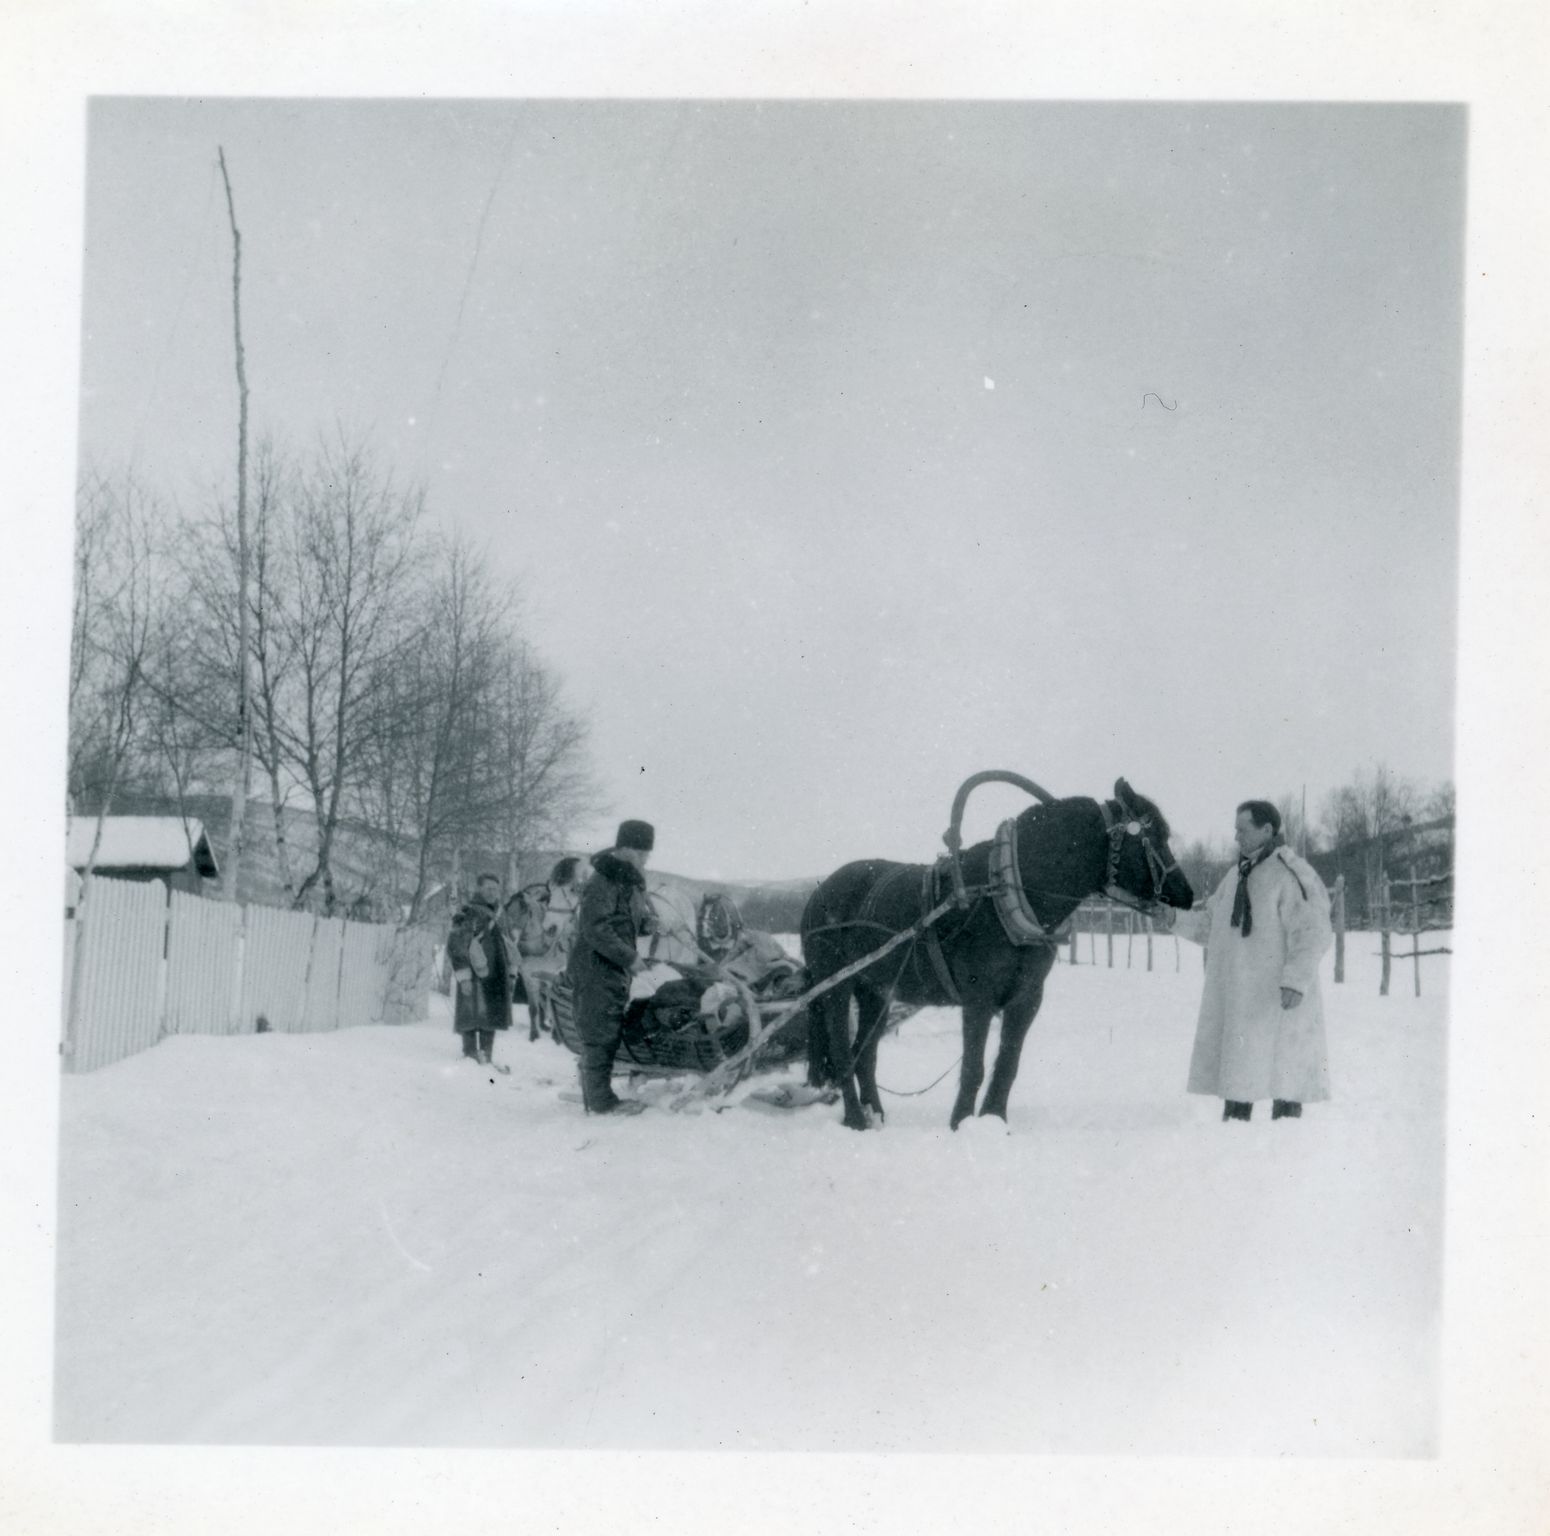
[857, 864, 963, 1003]
[1097, 799, 1137, 908]
[857, 866, 911, 927]
[920, 864, 962, 1004]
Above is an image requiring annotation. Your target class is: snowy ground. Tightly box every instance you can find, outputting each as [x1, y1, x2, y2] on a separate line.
[53, 935, 1445, 1454]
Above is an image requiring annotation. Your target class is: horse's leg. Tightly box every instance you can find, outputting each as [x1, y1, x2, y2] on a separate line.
[817, 984, 868, 1131]
[854, 987, 890, 1124]
[805, 996, 834, 1087]
[950, 1002, 997, 1130]
[979, 971, 1048, 1122]
[527, 972, 541, 1042]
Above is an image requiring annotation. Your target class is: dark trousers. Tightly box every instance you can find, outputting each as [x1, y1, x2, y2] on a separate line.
[574, 981, 628, 1109]
[460, 1028, 496, 1061]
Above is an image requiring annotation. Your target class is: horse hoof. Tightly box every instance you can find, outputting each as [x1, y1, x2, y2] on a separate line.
[962, 1113, 1011, 1138]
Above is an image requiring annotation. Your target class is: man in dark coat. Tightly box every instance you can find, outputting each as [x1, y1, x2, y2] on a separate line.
[447, 872, 515, 1073]
[567, 819, 658, 1114]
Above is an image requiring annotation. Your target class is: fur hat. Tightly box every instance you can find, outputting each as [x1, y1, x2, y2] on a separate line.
[615, 819, 656, 852]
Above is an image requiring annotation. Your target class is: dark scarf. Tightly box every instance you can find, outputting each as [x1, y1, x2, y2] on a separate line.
[1231, 833, 1285, 937]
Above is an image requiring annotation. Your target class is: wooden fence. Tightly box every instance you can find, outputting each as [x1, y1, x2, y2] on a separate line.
[1060, 899, 1182, 972]
[1375, 819, 1454, 997]
[61, 879, 433, 1073]
[1060, 878, 1355, 985]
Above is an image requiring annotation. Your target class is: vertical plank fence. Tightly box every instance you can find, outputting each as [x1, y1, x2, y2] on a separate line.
[241, 907, 317, 1035]
[301, 917, 347, 1034]
[63, 887, 430, 1072]
[64, 878, 169, 1073]
[165, 890, 244, 1036]
[337, 922, 381, 1032]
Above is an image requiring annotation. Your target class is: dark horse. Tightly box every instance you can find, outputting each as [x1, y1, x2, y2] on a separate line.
[800, 778, 1194, 1131]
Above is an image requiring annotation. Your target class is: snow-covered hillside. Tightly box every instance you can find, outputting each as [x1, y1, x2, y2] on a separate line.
[53, 936, 1445, 1454]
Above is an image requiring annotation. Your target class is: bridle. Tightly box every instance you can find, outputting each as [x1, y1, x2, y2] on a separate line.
[1098, 801, 1181, 913]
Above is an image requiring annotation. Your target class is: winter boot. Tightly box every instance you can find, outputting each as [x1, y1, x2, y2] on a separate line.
[477, 1031, 510, 1074]
[1271, 1099, 1302, 1120]
[578, 1063, 622, 1114]
[1222, 1099, 1254, 1122]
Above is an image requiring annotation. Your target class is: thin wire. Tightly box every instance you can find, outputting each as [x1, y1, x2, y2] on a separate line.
[421, 115, 523, 463]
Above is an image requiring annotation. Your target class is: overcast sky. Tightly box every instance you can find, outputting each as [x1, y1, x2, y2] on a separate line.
[77, 99, 1464, 880]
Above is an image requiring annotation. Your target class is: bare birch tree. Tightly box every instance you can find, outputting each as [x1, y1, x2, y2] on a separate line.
[281, 432, 421, 914]
[181, 439, 305, 899]
[358, 535, 508, 921]
[67, 470, 168, 818]
[1319, 763, 1420, 920]
[80, 439, 601, 920]
[1275, 790, 1317, 857]
[492, 635, 598, 883]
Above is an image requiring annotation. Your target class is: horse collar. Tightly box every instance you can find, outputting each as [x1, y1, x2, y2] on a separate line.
[990, 817, 1054, 947]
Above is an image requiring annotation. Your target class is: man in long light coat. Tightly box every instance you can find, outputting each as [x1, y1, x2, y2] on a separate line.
[1164, 800, 1333, 1121]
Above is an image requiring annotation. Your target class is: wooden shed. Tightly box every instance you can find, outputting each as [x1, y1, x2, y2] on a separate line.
[66, 816, 222, 897]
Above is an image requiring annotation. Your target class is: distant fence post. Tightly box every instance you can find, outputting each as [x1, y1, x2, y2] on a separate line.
[1332, 874, 1346, 984]
[1068, 919, 1078, 966]
[1105, 903, 1114, 968]
[1379, 876, 1392, 997]
[1405, 818, 1423, 998]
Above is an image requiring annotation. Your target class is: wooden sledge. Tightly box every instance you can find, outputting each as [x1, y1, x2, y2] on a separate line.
[546, 966, 812, 1078]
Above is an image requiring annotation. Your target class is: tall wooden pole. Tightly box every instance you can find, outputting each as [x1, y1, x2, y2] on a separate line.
[218, 146, 251, 904]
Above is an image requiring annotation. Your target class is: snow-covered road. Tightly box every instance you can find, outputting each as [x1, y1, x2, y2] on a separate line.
[54, 940, 1445, 1453]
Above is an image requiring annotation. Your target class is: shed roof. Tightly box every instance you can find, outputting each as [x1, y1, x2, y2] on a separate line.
[66, 816, 221, 878]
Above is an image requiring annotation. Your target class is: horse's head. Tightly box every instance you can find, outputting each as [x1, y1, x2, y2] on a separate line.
[1103, 778, 1194, 911]
[696, 892, 745, 958]
[505, 882, 554, 957]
